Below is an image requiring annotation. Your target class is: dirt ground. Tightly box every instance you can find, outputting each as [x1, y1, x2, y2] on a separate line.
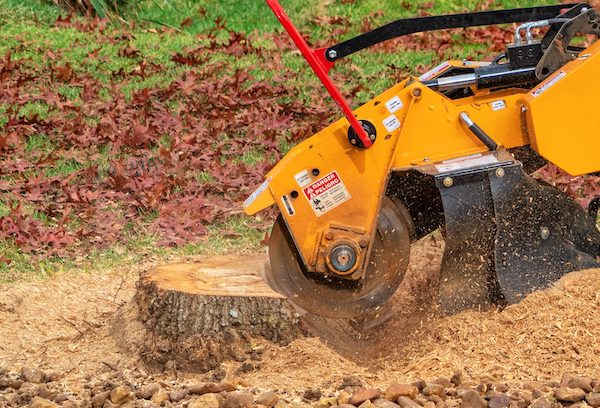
[1, 234, 600, 402]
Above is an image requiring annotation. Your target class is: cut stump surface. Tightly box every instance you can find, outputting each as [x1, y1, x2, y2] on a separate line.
[133, 255, 305, 372]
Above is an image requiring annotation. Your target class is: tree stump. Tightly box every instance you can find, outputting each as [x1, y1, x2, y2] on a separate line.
[134, 255, 305, 372]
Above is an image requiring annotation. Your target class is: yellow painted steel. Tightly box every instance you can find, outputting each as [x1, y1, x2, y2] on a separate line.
[524, 40, 600, 176]
[244, 46, 600, 274]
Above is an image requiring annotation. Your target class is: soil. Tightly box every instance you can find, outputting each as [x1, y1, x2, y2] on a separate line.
[1, 233, 600, 406]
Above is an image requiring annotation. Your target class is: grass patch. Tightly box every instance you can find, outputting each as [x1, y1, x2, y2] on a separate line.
[0, 215, 265, 282]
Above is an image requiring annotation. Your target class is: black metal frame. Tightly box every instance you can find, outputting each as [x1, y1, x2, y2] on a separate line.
[325, 4, 584, 61]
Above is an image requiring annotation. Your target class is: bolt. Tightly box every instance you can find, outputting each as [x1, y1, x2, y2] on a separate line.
[369, 134, 376, 141]
[496, 168, 505, 178]
[327, 49, 338, 59]
[324, 231, 334, 240]
[358, 237, 369, 248]
[412, 87, 422, 98]
[521, 105, 528, 113]
[443, 177, 454, 188]
[541, 226, 550, 240]
[350, 138, 357, 145]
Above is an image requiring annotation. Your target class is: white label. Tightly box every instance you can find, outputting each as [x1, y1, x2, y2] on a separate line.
[302, 171, 351, 217]
[435, 154, 499, 173]
[383, 115, 401, 132]
[385, 96, 404, 113]
[294, 169, 312, 187]
[243, 177, 271, 209]
[491, 100, 506, 111]
[532, 70, 566, 98]
[463, 61, 491, 67]
[419, 61, 451, 81]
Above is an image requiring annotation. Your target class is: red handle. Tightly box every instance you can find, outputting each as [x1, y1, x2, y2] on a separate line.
[266, 0, 372, 148]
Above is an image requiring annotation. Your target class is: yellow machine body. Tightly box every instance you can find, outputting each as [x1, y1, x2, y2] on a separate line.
[244, 44, 600, 277]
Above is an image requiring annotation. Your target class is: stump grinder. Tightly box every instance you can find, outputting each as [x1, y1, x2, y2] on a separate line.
[244, 1, 600, 319]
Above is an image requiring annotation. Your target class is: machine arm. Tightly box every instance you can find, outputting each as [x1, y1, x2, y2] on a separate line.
[325, 4, 581, 62]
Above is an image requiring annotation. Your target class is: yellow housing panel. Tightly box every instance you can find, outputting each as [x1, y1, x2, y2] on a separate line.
[525, 40, 600, 176]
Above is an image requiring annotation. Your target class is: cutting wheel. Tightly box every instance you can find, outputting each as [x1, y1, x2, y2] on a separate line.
[266, 196, 412, 319]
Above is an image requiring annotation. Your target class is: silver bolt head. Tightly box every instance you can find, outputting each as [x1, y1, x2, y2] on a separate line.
[443, 177, 454, 188]
[327, 49, 337, 59]
[496, 168, 506, 178]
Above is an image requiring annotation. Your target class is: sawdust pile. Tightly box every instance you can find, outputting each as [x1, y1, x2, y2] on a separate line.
[245, 267, 600, 390]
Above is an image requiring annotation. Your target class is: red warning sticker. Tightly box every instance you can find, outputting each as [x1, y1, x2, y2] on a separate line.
[302, 171, 351, 217]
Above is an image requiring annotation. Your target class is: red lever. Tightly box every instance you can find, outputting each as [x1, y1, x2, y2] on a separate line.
[265, 0, 373, 148]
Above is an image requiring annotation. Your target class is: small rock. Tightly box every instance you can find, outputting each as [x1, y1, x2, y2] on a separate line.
[53, 394, 68, 404]
[416, 397, 428, 406]
[151, 389, 170, 405]
[138, 383, 161, 400]
[487, 395, 510, 408]
[568, 377, 593, 393]
[349, 389, 381, 406]
[515, 390, 532, 405]
[396, 396, 421, 408]
[10, 379, 24, 390]
[91, 391, 110, 408]
[560, 374, 573, 388]
[413, 381, 427, 391]
[36, 384, 52, 400]
[21, 368, 46, 384]
[385, 385, 418, 401]
[274, 401, 288, 408]
[110, 385, 134, 405]
[29, 397, 58, 408]
[170, 389, 189, 403]
[434, 379, 453, 389]
[45, 373, 62, 383]
[304, 389, 322, 401]
[257, 392, 279, 408]
[423, 384, 446, 398]
[337, 405, 358, 408]
[211, 367, 227, 382]
[338, 391, 351, 405]
[586, 393, 600, 407]
[460, 390, 487, 408]
[427, 396, 443, 404]
[90, 386, 105, 397]
[447, 389, 457, 398]
[190, 393, 222, 408]
[237, 362, 259, 374]
[424, 402, 436, 408]
[316, 397, 339, 408]
[492, 385, 508, 393]
[451, 372, 463, 387]
[554, 387, 586, 402]
[593, 381, 600, 393]
[475, 384, 487, 394]
[374, 399, 401, 408]
[62, 401, 79, 408]
[358, 401, 376, 408]
[224, 391, 254, 408]
[340, 377, 364, 390]
[190, 382, 236, 395]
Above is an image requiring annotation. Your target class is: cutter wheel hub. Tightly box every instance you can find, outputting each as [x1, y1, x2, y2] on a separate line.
[266, 197, 412, 319]
[327, 242, 358, 275]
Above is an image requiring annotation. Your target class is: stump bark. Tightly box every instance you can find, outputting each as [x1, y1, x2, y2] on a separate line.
[134, 255, 305, 372]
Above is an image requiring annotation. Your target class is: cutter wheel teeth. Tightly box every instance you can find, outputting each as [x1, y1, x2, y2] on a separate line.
[266, 197, 412, 319]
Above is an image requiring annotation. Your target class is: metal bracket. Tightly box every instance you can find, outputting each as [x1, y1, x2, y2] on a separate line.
[537, 7, 600, 80]
[325, 4, 580, 61]
[437, 162, 600, 314]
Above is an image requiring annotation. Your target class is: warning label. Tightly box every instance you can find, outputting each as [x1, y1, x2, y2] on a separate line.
[302, 171, 351, 217]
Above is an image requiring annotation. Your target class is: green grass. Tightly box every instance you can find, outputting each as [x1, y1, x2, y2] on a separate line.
[0, 215, 265, 282]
